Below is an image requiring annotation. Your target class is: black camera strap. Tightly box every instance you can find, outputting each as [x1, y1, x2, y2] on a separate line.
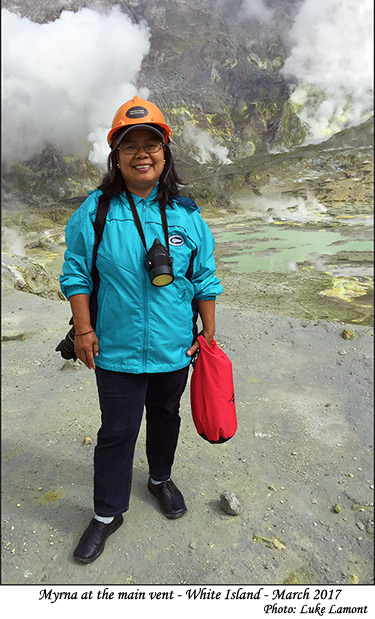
[89, 193, 111, 330]
[159, 206, 170, 254]
[125, 188, 170, 254]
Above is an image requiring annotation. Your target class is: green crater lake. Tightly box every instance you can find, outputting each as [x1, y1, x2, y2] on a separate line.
[213, 223, 373, 274]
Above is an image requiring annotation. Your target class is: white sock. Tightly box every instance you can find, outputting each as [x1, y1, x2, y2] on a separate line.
[151, 478, 170, 485]
[94, 514, 114, 524]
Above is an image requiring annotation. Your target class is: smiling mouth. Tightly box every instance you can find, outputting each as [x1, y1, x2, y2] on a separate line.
[133, 164, 152, 170]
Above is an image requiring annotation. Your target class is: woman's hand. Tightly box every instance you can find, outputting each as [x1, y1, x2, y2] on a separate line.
[187, 299, 216, 357]
[69, 294, 99, 369]
[74, 331, 99, 369]
[186, 330, 213, 357]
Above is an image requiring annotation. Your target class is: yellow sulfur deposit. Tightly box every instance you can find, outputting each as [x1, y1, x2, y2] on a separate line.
[319, 277, 373, 303]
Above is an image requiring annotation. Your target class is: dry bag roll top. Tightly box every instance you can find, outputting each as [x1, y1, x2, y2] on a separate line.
[190, 335, 237, 444]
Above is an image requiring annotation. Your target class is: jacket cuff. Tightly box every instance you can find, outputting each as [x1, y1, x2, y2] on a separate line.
[65, 286, 91, 299]
[195, 295, 216, 301]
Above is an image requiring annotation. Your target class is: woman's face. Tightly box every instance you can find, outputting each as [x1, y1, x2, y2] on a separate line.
[117, 128, 165, 198]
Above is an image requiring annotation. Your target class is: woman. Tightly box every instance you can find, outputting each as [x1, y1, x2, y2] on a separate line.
[60, 96, 222, 564]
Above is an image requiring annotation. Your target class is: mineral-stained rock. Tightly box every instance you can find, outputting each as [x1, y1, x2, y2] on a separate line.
[1, 332, 29, 342]
[220, 490, 244, 515]
[342, 329, 358, 340]
[283, 572, 301, 584]
[253, 535, 286, 550]
[2, 252, 64, 301]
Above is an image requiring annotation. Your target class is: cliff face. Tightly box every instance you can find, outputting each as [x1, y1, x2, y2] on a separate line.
[129, 0, 306, 155]
[1, 0, 373, 208]
[1, 0, 306, 158]
[183, 117, 374, 212]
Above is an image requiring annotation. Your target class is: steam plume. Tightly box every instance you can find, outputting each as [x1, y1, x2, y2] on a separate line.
[1, 6, 151, 166]
[182, 122, 231, 165]
[282, 0, 373, 141]
[240, 0, 274, 23]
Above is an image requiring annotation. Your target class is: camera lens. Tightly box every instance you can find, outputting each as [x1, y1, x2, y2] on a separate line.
[152, 271, 174, 286]
[55, 326, 77, 360]
[145, 239, 174, 287]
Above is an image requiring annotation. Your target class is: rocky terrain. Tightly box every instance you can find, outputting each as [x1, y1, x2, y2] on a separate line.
[2, 0, 306, 159]
[2, 0, 373, 216]
[1, 0, 373, 590]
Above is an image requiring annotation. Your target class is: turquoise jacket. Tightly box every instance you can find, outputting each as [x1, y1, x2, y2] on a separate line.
[60, 185, 222, 373]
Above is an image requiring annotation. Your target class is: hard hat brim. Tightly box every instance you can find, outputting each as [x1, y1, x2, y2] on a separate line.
[113, 124, 167, 149]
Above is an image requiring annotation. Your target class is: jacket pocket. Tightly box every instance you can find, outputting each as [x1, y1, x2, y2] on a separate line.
[181, 284, 195, 330]
[95, 284, 108, 337]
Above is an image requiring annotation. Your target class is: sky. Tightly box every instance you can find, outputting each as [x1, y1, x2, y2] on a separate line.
[1, 0, 373, 166]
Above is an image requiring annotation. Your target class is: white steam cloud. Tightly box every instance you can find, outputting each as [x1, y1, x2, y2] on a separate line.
[240, 0, 274, 23]
[238, 192, 328, 224]
[1, 6, 151, 166]
[282, 0, 374, 141]
[1, 227, 25, 257]
[182, 122, 231, 165]
[2, 0, 372, 168]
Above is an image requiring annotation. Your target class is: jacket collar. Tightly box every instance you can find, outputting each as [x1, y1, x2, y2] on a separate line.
[119, 184, 175, 210]
[123, 183, 159, 207]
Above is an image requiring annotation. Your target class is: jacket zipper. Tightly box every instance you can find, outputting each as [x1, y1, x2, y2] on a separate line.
[141, 199, 149, 371]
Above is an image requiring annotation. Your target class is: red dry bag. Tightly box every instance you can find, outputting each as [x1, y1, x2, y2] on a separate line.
[190, 335, 237, 443]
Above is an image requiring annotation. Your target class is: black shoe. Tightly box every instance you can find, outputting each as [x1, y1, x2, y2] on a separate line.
[73, 515, 123, 564]
[148, 478, 187, 519]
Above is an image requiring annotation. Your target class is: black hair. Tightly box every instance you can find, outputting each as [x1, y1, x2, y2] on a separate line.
[98, 140, 185, 210]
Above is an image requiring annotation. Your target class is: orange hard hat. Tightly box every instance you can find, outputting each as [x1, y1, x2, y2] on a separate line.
[107, 96, 173, 148]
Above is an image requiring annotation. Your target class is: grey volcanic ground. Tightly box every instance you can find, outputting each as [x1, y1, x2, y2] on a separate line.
[2, 281, 373, 585]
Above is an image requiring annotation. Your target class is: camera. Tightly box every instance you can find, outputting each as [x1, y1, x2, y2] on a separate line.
[145, 238, 174, 287]
[55, 319, 77, 360]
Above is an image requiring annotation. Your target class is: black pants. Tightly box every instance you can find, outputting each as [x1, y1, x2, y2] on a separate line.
[93, 365, 190, 516]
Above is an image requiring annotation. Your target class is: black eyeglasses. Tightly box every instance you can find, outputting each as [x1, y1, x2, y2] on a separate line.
[118, 142, 164, 155]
